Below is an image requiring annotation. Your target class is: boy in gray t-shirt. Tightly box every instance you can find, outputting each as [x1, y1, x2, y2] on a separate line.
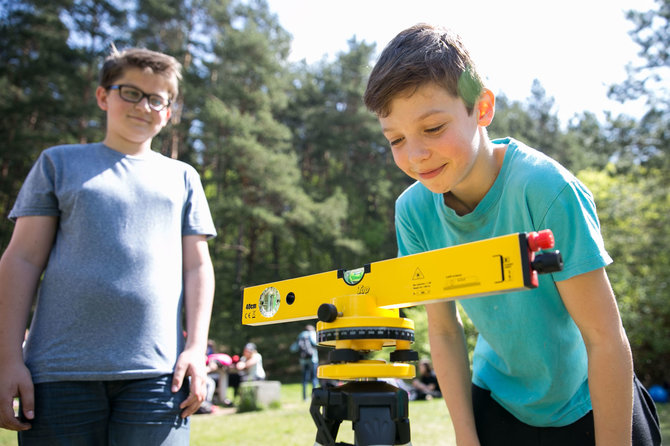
[0, 46, 216, 444]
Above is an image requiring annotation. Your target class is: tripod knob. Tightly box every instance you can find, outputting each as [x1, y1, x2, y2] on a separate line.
[389, 349, 419, 362]
[328, 349, 363, 363]
[318, 303, 339, 322]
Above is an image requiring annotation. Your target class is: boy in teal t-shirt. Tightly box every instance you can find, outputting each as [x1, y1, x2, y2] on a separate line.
[364, 24, 661, 445]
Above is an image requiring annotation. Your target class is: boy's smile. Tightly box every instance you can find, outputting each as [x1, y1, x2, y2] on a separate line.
[417, 165, 445, 180]
[379, 82, 500, 214]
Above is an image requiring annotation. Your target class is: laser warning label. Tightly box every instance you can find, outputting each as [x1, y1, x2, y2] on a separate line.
[412, 267, 431, 295]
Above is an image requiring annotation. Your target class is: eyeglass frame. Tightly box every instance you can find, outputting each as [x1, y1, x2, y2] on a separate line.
[106, 84, 172, 111]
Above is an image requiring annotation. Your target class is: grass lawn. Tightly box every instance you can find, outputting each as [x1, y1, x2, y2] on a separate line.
[1, 383, 668, 445]
[190, 383, 456, 445]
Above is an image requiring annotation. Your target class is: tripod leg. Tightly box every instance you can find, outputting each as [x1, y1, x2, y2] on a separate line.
[353, 407, 396, 446]
[311, 388, 342, 446]
[313, 417, 342, 446]
[310, 382, 413, 445]
[395, 418, 412, 446]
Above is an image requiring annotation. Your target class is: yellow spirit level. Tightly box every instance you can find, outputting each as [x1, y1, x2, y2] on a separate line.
[242, 231, 562, 446]
[242, 230, 561, 378]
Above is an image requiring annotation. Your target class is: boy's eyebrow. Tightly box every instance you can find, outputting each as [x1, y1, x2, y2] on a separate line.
[381, 109, 446, 133]
[119, 82, 170, 98]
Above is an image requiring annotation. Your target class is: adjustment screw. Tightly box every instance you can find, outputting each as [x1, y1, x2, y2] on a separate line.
[318, 303, 339, 323]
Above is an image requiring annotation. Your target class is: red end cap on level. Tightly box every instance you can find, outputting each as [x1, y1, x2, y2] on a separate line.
[527, 229, 555, 252]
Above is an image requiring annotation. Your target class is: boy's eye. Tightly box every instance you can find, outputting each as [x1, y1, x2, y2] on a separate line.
[149, 96, 167, 108]
[124, 88, 142, 100]
[425, 124, 444, 134]
[389, 137, 404, 147]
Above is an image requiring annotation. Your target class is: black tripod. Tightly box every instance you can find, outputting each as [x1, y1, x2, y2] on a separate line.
[310, 380, 412, 446]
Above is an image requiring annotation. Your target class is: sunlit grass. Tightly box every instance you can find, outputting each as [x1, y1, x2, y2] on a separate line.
[190, 382, 455, 445]
[1, 383, 667, 445]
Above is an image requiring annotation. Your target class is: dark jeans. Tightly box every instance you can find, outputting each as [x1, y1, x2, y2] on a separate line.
[472, 375, 661, 445]
[18, 375, 189, 446]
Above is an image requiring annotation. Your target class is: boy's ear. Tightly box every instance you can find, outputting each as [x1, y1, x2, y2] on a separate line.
[476, 89, 495, 126]
[95, 86, 109, 111]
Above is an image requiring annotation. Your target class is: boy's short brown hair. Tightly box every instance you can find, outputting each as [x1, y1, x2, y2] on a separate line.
[99, 46, 182, 100]
[364, 24, 484, 117]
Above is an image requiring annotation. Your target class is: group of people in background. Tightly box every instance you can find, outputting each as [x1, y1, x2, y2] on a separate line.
[200, 341, 266, 413]
[199, 329, 441, 413]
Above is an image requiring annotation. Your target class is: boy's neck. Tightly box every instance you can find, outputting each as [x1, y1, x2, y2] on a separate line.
[443, 141, 507, 216]
[102, 136, 153, 157]
[443, 192, 475, 216]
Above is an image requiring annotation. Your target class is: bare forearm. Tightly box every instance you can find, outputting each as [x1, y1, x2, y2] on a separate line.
[0, 256, 41, 360]
[430, 330, 479, 445]
[556, 270, 635, 445]
[587, 328, 634, 445]
[183, 258, 215, 354]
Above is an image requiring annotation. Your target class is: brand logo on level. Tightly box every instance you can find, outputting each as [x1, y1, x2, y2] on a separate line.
[357, 284, 370, 294]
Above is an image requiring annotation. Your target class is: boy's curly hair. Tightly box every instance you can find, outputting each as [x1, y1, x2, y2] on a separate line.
[364, 24, 484, 117]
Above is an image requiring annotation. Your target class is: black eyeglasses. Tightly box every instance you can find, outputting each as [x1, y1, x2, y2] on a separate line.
[107, 85, 171, 111]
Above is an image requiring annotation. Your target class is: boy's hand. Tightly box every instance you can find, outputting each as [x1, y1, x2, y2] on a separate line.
[172, 348, 207, 418]
[0, 362, 34, 431]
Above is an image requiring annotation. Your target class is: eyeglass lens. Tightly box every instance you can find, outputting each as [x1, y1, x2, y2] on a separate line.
[113, 85, 169, 111]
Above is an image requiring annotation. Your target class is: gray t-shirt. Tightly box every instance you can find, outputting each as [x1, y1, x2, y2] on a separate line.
[10, 143, 216, 383]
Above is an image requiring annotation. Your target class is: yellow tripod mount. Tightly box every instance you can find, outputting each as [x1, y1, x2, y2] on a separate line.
[315, 293, 416, 380]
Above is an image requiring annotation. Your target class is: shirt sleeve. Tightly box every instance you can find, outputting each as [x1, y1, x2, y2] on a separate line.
[9, 151, 60, 221]
[182, 166, 217, 239]
[537, 179, 612, 282]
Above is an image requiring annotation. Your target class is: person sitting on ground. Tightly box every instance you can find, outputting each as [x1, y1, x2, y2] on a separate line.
[236, 343, 266, 382]
[412, 359, 441, 400]
[206, 349, 236, 406]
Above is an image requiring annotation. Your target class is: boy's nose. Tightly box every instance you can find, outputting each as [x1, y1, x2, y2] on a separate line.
[134, 97, 152, 111]
[407, 142, 431, 163]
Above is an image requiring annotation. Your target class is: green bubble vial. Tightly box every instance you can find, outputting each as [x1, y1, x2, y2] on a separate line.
[343, 267, 365, 285]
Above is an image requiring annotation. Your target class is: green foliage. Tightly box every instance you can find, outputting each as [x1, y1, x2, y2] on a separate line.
[236, 385, 261, 413]
[0, 0, 668, 385]
[402, 304, 478, 366]
[579, 167, 670, 383]
[609, 0, 670, 171]
[489, 83, 564, 165]
[402, 306, 431, 359]
[0, 0, 103, 247]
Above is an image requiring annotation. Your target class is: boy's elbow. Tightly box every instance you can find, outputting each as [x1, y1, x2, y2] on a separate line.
[583, 324, 632, 361]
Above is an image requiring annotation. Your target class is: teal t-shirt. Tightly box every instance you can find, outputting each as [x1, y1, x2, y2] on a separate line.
[395, 138, 612, 427]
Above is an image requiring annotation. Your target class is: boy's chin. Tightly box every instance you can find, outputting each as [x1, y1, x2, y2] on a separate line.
[419, 181, 448, 195]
